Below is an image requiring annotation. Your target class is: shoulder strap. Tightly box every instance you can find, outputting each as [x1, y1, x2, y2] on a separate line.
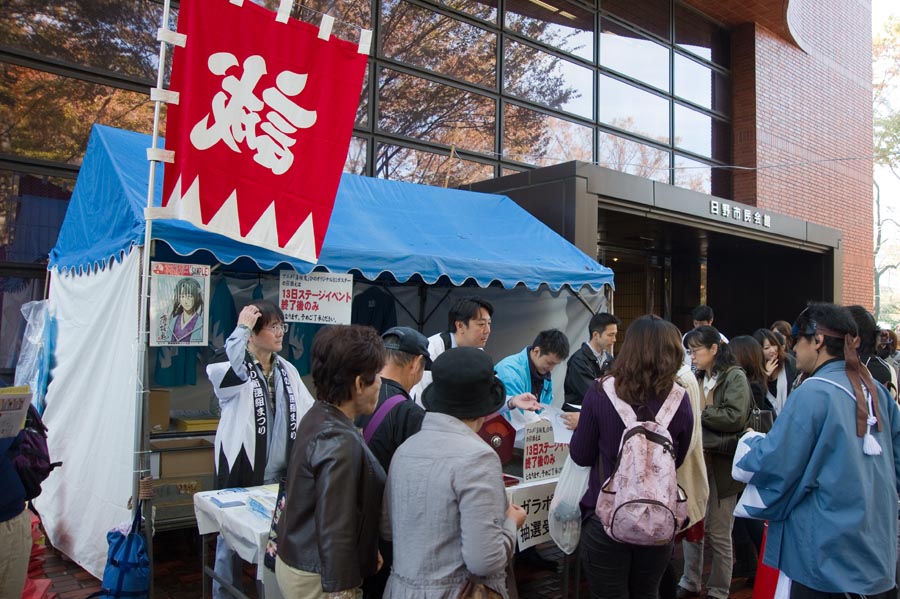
[440, 331, 452, 352]
[656, 383, 686, 428]
[601, 377, 636, 427]
[364, 394, 408, 443]
[602, 378, 684, 429]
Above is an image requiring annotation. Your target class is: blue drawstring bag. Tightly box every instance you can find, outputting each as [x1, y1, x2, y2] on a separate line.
[87, 502, 150, 598]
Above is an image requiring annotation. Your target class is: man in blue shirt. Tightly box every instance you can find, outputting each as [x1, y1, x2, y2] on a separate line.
[736, 302, 900, 599]
[495, 328, 570, 419]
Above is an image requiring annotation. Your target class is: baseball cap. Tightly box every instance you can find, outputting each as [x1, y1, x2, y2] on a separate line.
[382, 326, 432, 367]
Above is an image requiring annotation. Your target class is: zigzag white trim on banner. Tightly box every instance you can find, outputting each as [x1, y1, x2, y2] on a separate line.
[157, 174, 317, 262]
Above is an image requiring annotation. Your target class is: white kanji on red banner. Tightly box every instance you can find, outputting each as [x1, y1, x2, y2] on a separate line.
[163, 0, 368, 262]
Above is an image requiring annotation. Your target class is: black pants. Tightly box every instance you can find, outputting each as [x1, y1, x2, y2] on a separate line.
[361, 539, 392, 599]
[789, 580, 898, 599]
[581, 516, 672, 599]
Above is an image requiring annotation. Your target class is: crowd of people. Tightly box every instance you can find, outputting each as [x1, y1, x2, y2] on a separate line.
[198, 297, 900, 599]
[3, 295, 899, 599]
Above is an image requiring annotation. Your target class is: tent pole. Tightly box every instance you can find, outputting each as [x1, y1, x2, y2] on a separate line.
[567, 287, 595, 314]
[134, 0, 174, 590]
[417, 283, 427, 331]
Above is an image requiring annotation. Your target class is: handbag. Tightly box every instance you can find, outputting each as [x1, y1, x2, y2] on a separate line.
[748, 408, 774, 434]
[548, 456, 591, 554]
[457, 579, 502, 599]
[86, 502, 150, 598]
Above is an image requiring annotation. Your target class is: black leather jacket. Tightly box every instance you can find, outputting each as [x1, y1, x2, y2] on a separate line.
[276, 401, 386, 592]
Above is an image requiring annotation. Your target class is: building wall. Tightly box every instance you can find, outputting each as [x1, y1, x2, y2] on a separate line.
[730, 0, 873, 307]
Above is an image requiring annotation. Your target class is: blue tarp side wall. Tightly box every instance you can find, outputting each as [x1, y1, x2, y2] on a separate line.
[49, 125, 614, 291]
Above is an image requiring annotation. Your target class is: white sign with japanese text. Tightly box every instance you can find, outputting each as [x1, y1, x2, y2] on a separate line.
[522, 419, 569, 482]
[506, 478, 557, 550]
[279, 272, 353, 325]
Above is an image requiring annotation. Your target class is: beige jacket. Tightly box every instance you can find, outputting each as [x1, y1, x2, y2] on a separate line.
[675, 365, 709, 530]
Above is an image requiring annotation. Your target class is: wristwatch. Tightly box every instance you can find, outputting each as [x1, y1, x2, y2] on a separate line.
[507, 397, 516, 410]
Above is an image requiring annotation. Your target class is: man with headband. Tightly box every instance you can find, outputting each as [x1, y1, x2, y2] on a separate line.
[733, 302, 900, 599]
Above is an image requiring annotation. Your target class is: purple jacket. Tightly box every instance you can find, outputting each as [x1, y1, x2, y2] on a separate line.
[569, 378, 693, 520]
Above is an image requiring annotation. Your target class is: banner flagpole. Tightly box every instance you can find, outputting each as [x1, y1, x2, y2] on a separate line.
[134, 1, 178, 587]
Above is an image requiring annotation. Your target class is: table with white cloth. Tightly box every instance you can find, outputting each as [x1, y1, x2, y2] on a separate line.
[193, 485, 284, 599]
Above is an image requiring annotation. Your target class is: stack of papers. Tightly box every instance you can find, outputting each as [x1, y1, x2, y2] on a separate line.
[247, 490, 277, 520]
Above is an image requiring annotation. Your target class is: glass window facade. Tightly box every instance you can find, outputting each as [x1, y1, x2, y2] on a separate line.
[2, 0, 732, 189]
[600, 19, 670, 92]
[504, 39, 594, 118]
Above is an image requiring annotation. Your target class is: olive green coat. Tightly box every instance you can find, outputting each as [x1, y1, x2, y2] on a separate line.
[700, 365, 753, 499]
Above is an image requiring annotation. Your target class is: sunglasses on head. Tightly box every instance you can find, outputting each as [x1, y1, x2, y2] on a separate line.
[791, 308, 817, 338]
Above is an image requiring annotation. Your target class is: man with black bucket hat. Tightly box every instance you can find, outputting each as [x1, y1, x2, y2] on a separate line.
[382, 347, 527, 599]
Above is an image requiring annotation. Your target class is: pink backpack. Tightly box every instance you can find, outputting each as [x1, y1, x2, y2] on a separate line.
[595, 377, 688, 546]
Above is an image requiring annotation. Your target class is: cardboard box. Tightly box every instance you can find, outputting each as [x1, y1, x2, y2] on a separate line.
[173, 417, 219, 433]
[150, 438, 214, 478]
[152, 474, 215, 530]
[149, 389, 171, 433]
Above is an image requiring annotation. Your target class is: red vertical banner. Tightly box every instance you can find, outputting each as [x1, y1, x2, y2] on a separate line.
[162, 0, 368, 263]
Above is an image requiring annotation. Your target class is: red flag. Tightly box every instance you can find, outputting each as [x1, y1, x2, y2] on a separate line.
[162, 0, 367, 262]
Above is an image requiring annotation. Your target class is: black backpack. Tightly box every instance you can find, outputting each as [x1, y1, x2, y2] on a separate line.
[11, 404, 62, 500]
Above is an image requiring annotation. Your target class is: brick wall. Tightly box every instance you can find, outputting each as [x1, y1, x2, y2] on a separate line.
[729, 0, 874, 307]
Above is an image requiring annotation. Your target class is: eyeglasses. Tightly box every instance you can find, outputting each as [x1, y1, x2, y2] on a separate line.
[267, 323, 289, 333]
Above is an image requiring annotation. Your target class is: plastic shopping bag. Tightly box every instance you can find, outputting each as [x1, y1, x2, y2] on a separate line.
[548, 455, 590, 554]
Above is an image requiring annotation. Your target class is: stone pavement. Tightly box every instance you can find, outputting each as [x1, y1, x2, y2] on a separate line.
[28, 524, 756, 599]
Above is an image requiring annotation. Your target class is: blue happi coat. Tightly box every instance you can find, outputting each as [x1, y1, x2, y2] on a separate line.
[736, 360, 900, 595]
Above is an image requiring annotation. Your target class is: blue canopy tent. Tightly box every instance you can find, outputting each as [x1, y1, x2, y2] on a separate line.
[39, 124, 614, 579]
[50, 125, 614, 292]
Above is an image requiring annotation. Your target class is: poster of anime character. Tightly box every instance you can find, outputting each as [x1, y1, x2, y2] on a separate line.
[150, 262, 211, 347]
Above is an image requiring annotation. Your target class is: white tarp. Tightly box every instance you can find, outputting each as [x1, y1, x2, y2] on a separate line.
[36, 249, 141, 578]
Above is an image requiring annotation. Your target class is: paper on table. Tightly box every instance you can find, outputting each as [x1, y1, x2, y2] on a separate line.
[0, 386, 31, 439]
[539, 405, 573, 444]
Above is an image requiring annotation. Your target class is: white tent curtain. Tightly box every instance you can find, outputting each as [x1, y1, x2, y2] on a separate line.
[37, 249, 141, 578]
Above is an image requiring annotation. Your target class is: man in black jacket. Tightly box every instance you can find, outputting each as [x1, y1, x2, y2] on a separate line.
[356, 326, 430, 599]
[357, 326, 430, 472]
[562, 312, 618, 428]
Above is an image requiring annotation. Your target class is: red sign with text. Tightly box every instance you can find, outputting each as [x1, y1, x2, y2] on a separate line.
[163, 0, 367, 262]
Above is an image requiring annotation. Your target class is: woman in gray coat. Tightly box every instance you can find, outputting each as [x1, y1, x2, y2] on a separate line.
[382, 347, 526, 599]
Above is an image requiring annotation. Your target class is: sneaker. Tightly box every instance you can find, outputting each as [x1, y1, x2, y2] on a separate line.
[675, 586, 701, 599]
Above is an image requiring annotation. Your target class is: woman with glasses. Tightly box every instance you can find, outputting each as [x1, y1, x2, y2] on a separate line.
[206, 300, 315, 599]
[676, 326, 752, 599]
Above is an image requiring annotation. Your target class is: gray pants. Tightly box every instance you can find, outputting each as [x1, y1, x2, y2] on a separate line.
[679, 472, 737, 599]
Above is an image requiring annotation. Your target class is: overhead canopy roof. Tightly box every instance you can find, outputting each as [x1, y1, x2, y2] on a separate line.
[50, 125, 614, 291]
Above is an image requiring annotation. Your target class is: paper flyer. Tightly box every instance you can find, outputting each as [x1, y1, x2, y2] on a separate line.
[0, 386, 32, 439]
